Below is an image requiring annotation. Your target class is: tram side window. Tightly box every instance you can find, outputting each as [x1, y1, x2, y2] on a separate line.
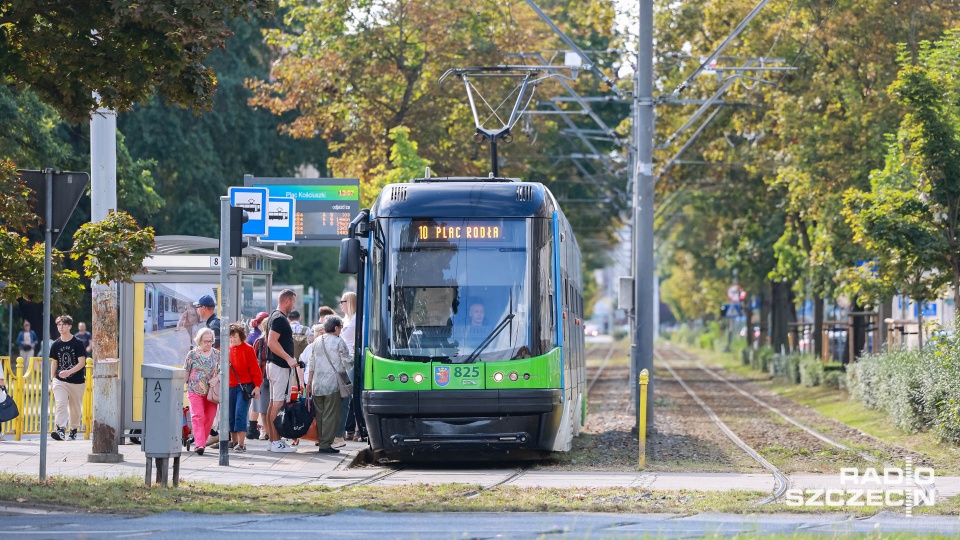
[537, 221, 554, 352]
[368, 224, 386, 355]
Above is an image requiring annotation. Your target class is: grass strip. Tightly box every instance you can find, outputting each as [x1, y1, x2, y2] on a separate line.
[0, 474, 956, 516]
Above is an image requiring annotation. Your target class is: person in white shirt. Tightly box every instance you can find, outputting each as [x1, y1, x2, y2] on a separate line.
[338, 292, 358, 440]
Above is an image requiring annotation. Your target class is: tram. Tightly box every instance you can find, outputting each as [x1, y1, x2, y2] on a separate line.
[144, 283, 189, 331]
[340, 177, 586, 458]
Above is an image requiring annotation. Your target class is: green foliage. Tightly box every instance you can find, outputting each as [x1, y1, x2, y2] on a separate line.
[848, 331, 960, 442]
[0, 0, 273, 122]
[798, 356, 823, 388]
[249, 0, 626, 289]
[367, 127, 431, 207]
[843, 30, 960, 311]
[750, 346, 774, 372]
[769, 353, 804, 384]
[655, 0, 958, 319]
[118, 16, 328, 237]
[71, 211, 155, 285]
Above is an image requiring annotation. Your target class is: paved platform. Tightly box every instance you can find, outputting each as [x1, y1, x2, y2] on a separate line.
[1, 435, 959, 501]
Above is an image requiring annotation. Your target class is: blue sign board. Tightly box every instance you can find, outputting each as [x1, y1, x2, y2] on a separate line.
[914, 301, 937, 318]
[229, 186, 269, 236]
[724, 303, 741, 318]
[259, 197, 296, 243]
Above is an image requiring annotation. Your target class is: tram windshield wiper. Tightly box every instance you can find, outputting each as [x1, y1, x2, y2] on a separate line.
[462, 314, 514, 364]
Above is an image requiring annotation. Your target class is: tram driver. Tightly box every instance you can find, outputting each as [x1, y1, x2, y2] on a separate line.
[465, 298, 489, 337]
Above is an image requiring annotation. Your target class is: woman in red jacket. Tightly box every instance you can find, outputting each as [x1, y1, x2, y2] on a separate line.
[227, 322, 263, 452]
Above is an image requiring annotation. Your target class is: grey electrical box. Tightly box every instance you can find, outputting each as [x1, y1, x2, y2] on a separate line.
[619, 276, 634, 310]
[141, 364, 185, 458]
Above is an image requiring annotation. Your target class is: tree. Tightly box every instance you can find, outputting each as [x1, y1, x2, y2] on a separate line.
[881, 33, 960, 309]
[249, 0, 627, 300]
[119, 15, 328, 237]
[0, 0, 273, 122]
[367, 126, 431, 206]
[0, 162, 154, 306]
[843, 161, 949, 349]
[653, 0, 958, 350]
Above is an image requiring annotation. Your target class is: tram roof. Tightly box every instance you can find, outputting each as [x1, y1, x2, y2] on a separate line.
[372, 179, 558, 219]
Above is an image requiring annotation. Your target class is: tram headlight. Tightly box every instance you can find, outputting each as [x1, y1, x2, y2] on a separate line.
[493, 372, 504, 382]
[413, 373, 424, 384]
[399, 373, 409, 383]
[388, 375, 396, 382]
[509, 372, 519, 381]
[523, 373, 531, 380]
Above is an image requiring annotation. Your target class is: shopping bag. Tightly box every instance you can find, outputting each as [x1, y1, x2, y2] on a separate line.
[273, 399, 312, 439]
[0, 386, 20, 423]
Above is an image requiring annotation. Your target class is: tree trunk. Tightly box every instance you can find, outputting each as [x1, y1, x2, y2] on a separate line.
[953, 272, 960, 326]
[813, 294, 824, 359]
[916, 297, 924, 351]
[770, 281, 793, 354]
[744, 304, 754, 349]
[851, 296, 866, 365]
[758, 286, 770, 348]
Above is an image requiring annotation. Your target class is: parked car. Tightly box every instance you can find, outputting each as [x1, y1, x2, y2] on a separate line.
[584, 323, 600, 337]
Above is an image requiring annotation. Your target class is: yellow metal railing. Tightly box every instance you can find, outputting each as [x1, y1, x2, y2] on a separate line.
[1, 357, 94, 440]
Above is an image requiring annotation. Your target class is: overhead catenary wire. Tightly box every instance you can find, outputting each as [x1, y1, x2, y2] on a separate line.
[774, 0, 842, 89]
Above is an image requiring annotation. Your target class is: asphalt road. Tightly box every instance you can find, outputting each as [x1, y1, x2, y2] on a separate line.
[0, 508, 958, 539]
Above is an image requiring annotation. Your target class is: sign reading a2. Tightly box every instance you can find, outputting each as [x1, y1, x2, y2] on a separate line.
[453, 366, 480, 378]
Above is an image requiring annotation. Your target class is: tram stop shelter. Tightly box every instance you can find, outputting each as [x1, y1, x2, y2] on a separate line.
[118, 235, 290, 440]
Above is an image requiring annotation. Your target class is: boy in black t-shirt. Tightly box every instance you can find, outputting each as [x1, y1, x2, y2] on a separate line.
[50, 315, 87, 441]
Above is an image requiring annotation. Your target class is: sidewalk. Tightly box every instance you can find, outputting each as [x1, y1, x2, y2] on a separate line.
[1, 435, 959, 499]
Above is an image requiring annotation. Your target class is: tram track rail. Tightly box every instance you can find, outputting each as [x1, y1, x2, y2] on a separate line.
[586, 341, 619, 394]
[655, 346, 790, 505]
[338, 465, 407, 488]
[461, 464, 534, 498]
[663, 343, 938, 502]
[667, 345, 878, 463]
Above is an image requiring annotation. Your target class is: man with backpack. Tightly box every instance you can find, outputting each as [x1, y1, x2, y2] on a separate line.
[262, 289, 300, 453]
[195, 295, 221, 349]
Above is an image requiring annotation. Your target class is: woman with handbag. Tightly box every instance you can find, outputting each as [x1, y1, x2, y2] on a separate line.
[305, 315, 353, 454]
[227, 323, 262, 453]
[183, 327, 220, 456]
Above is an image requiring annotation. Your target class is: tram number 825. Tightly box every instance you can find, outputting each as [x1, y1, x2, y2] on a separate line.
[453, 366, 480, 378]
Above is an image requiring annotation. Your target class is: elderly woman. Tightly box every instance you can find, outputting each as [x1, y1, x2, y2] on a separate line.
[183, 327, 220, 455]
[305, 315, 353, 454]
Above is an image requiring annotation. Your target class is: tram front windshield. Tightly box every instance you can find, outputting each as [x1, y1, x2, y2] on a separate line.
[389, 218, 530, 363]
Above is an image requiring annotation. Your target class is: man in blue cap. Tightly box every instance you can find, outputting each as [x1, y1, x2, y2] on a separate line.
[194, 294, 221, 349]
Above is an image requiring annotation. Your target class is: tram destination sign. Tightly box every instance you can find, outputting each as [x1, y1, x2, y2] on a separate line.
[243, 175, 360, 247]
[411, 220, 510, 242]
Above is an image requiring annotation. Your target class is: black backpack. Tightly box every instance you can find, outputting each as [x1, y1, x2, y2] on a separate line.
[254, 310, 283, 369]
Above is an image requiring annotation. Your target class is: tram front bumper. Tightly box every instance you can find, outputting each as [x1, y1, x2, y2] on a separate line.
[362, 389, 563, 453]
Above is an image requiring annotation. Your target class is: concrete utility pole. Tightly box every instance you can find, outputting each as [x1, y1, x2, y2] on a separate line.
[218, 197, 232, 466]
[88, 95, 123, 463]
[633, 0, 656, 429]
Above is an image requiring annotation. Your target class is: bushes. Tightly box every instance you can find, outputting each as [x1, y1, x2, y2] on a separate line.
[799, 356, 823, 387]
[848, 338, 960, 443]
[769, 353, 802, 384]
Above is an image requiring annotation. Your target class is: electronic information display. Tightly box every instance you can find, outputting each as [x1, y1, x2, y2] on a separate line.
[243, 176, 360, 247]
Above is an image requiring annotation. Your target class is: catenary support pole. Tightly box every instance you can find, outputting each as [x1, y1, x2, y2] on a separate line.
[219, 197, 231, 466]
[88, 95, 123, 463]
[6, 303, 12, 359]
[633, 0, 655, 430]
[39, 169, 52, 480]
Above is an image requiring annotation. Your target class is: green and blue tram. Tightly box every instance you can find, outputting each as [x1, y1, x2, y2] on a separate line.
[340, 177, 585, 458]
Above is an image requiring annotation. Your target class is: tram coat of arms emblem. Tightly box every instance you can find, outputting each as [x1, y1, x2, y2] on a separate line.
[435, 366, 450, 387]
